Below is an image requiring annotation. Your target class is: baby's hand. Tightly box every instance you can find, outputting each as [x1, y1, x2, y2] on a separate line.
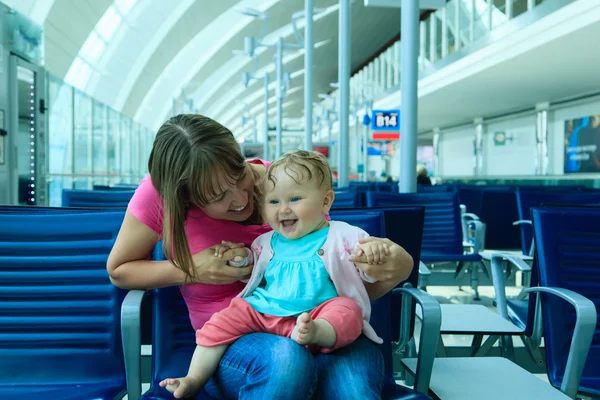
[354, 241, 390, 265]
[213, 241, 244, 259]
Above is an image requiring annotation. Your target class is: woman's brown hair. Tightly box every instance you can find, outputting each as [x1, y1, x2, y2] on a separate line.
[148, 114, 263, 282]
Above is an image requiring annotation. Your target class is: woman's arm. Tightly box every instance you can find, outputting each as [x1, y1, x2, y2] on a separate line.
[349, 237, 414, 301]
[107, 211, 186, 289]
[107, 211, 252, 290]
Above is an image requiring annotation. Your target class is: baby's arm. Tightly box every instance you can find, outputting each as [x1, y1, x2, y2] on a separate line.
[213, 241, 254, 267]
[350, 228, 386, 283]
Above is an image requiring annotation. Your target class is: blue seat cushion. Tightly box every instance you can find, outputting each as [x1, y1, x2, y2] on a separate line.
[421, 252, 481, 263]
[579, 375, 600, 396]
[2, 382, 126, 400]
[506, 299, 528, 331]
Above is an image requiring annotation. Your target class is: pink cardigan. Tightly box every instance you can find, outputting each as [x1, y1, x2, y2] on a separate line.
[237, 221, 383, 344]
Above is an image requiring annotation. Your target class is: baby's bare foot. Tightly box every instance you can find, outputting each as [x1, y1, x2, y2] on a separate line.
[159, 376, 201, 399]
[291, 312, 316, 345]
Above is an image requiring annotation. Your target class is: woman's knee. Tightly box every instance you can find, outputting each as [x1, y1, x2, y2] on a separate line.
[315, 336, 384, 399]
[256, 335, 316, 383]
[218, 333, 316, 399]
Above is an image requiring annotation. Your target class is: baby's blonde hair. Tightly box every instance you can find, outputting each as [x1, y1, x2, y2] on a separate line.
[267, 150, 333, 191]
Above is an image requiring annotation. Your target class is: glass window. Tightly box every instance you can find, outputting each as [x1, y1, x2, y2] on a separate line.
[446, 0, 458, 55]
[458, 0, 472, 45]
[48, 76, 73, 175]
[80, 31, 106, 65]
[434, 11, 443, 61]
[74, 90, 91, 175]
[509, 0, 529, 18]
[48, 176, 72, 207]
[96, 7, 121, 42]
[107, 108, 119, 177]
[65, 57, 92, 92]
[131, 123, 140, 180]
[120, 116, 132, 181]
[423, 18, 432, 62]
[92, 100, 107, 174]
[115, 0, 138, 15]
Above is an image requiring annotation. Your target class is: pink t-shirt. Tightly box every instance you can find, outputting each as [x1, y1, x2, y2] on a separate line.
[128, 159, 272, 330]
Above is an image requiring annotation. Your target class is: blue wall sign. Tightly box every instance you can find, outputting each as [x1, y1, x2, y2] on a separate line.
[371, 109, 400, 131]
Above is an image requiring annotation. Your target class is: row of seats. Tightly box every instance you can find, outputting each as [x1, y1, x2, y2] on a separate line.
[1, 202, 598, 399]
[0, 205, 433, 399]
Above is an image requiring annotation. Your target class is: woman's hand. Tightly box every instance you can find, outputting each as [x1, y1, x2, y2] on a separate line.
[191, 245, 252, 284]
[348, 237, 413, 300]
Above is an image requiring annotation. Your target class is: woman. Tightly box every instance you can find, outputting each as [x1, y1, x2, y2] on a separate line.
[107, 114, 413, 399]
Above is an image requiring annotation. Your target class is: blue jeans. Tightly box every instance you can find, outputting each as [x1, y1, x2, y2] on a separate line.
[199, 333, 384, 400]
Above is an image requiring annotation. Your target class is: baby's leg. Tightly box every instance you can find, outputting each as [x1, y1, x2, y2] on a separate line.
[291, 297, 363, 351]
[159, 344, 228, 399]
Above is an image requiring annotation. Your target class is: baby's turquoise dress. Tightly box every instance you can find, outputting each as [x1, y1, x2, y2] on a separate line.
[245, 227, 338, 317]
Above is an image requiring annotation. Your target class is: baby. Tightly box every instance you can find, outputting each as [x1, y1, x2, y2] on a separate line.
[160, 150, 388, 398]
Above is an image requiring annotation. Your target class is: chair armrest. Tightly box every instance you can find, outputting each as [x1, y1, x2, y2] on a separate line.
[418, 261, 431, 276]
[393, 287, 441, 395]
[463, 212, 480, 221]
[512, 220, 535, 257]
[521, 287, 597, 399]
[121, 289, 148, 400]
[468, 220, 486, 253]
[490, 253, 532, 320]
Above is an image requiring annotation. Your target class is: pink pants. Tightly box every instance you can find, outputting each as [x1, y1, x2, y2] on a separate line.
[196, 297, 364, 353]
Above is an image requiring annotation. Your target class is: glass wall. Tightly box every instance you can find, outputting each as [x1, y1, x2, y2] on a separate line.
[46, 73, 154, 206]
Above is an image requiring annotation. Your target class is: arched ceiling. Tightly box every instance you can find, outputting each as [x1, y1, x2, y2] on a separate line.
[9, 0, 407, 136]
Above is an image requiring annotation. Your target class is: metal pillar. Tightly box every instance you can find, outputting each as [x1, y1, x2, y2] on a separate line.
[304, 0, 314, 151]
[275, 37, 284, 158]
[433, 128, 440, 176]
[354, 108, 360, 177]
[263, 74, 270, 160]
[535, 102, 549, 176]
[474, 117, 484, 176]
[399, 0, 419, 193]
[362, 120, 369, 182]
[338, 0, 350, 187]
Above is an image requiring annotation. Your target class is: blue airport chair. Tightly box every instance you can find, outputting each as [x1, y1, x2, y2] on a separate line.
[332, 206, 426, 343]
[417, 184, 456, 193]
[349, 182, 376, 192]
[113, 183, 140, 190]
[93, 184, 112, 190]
[62, 189, 135, 208]
[502, 190, 600, 345]
[0, 206, 128, 399]
[94, 184, 139, 191]
[364, 192, 533, 359]
[402, 207, 597, 399]
[515, 189, 600, 257]
[530, 205, 599, 397]
[376, 182, 399, 192]
[366, 191, 486, 298]
[122, 210, 440, 400]
[331, 191, 365, 208]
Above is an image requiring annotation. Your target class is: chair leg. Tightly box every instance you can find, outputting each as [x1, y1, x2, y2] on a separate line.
[470, 334, 483, 356]
[470, 263, 481, 300]
[418, 271, 428, 291]
[454, 261, 465, 279]
[500, 335, 515, 361]
[522, 336, 545, 367]
[436, 336, 447, 357]
[403, 338, 417, 387]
